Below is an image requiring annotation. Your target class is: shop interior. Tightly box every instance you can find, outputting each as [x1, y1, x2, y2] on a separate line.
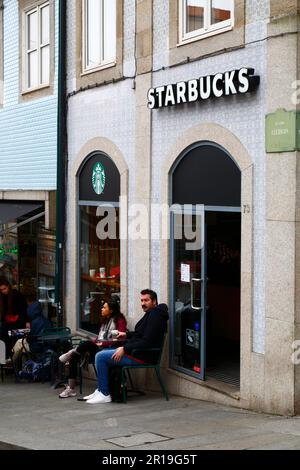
[79, 205, 120, 334]
[205, 211, 241, 387]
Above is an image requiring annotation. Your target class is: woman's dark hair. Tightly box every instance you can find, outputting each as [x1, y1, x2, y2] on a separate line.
[100, 298, 126, 324]
[106, 299, 121, 318]
[0, 276, 11, 288]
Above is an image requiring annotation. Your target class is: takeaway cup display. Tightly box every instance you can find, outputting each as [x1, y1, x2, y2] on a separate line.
[99, 267, 106, 278]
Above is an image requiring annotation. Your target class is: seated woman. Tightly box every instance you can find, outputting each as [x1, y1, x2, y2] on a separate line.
[58, 299, 127, 398]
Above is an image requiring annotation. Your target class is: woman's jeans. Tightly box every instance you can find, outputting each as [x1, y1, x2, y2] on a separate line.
[95, 348, 140, 395]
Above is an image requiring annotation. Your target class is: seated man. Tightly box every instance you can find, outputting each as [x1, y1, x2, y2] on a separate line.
[84, 289, 169, 404]
[11, 297, 52, 369]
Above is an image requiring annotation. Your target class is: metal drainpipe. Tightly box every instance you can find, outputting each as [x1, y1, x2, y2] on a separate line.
[55, 0, 67, 326]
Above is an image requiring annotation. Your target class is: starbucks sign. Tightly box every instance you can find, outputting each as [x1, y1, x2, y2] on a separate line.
[147, 67, 260, 109]
[92, 162, 106, 195]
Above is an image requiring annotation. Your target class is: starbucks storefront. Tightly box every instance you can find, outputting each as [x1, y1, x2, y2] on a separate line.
[77, 152, 121, 335]
[170, 143, 241, 388]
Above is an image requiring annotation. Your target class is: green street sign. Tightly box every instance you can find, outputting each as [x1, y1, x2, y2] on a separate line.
[296, 112, 300, 150]
[266, 109, 296, 153]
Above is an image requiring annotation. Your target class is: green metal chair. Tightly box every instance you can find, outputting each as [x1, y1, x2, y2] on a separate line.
[120, 334, 169, 403]
[39, 326, 72, 339]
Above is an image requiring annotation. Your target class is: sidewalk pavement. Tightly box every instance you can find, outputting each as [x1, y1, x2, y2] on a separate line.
[1, 374, 300, 450]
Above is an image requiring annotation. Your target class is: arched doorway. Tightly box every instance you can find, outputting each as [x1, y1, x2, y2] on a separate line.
[77, 152, 121, 334]
[170, 142, 241, 387]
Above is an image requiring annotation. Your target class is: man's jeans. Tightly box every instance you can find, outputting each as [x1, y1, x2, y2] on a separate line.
[94, 348, 140, 395]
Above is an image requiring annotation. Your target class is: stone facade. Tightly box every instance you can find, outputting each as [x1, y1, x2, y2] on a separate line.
[65, 0, 300, 415]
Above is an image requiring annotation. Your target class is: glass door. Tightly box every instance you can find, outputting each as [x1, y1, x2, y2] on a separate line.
[171, 206, 206, 380]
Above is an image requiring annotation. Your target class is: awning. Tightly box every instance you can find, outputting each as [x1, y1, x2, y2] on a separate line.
[0, 202, 43, 225]
[0, 202, 45, 236]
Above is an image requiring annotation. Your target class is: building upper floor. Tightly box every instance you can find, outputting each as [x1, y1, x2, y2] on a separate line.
[1, 1, 298, 106]
[0, 0, 298, 191]
[0, 0, 59, 108]
[65, 0, 299, 96]
[0, 0, 59, 191]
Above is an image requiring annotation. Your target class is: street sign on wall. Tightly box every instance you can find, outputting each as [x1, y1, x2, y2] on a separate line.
[266, 109, 296, 153]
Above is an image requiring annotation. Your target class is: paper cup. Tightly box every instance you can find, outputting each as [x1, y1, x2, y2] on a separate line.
[99, 267, 106, 278]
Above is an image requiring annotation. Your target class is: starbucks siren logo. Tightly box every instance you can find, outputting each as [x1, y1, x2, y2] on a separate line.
[92, 162, 106, 195]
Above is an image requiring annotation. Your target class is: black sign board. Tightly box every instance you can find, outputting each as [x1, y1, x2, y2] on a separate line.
[148, 68, 260, 109]
[79, 152, 120, 203]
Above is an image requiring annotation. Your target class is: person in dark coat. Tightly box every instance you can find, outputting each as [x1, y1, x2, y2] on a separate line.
[85, 289, 169, 404]
[0, 277, 28, 358]
[11, 299, 52, 368]
[26, 300, 52, 352]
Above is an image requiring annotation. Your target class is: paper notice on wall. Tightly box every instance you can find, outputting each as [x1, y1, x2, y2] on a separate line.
[181, 263, 190, 283]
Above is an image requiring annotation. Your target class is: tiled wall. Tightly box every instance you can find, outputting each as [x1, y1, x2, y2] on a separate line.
[151, 0, 268, 354]
[67, 0, 269, 352]
[66, 0, 136, 318]
[0, 0, 58, 190]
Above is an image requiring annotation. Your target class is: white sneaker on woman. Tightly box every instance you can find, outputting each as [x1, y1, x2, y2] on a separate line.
[59, 348, 76, 363]
[59, 386, 77, 398]
[83, 389, 99, 400]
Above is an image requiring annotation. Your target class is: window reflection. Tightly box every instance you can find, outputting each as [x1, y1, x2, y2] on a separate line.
[183, 0, 233, 38]
[211, 0, 231, 25]
[80, 206, 120, 334]
[186, 0, 205, 33]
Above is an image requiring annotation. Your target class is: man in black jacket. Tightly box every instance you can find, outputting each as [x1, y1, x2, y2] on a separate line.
[85, 289, 168, 404]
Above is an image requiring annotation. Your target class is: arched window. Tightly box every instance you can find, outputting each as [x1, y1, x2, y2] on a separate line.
[172, 142, 241, 206]
[78, 152, 120, 334]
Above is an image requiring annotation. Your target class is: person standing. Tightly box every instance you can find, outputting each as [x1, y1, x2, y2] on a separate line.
[0, 277, 28, 358]
[85, 289, 168, 404]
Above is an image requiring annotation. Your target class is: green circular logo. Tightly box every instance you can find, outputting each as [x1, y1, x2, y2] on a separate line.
[92, 162, 106, 195]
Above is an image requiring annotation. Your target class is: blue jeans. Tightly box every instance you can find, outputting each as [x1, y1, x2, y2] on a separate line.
[94, 348, 140, 395]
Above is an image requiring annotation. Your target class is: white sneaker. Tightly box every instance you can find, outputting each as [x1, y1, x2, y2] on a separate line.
[59, 386, 77, 398]
[83, 389, 98, 400]
[86, 390, 112, 404]
[59, 348, 76, 363]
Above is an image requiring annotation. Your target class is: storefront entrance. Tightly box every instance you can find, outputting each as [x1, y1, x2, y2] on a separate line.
[77, 152, 121, 335]
[170, 143, 241, 387]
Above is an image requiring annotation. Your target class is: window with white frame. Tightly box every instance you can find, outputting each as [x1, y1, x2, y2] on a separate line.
[179, 0, 233, 43]
[25, 2, 50, 90]
[83, 0, 116, 72]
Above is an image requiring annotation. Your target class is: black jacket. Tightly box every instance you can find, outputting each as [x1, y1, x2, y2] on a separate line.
[26, 301, 52, 352]
[124, 303, 169, 363]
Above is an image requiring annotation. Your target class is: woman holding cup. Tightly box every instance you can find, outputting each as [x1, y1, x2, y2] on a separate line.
[58, 299, 126, 398]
